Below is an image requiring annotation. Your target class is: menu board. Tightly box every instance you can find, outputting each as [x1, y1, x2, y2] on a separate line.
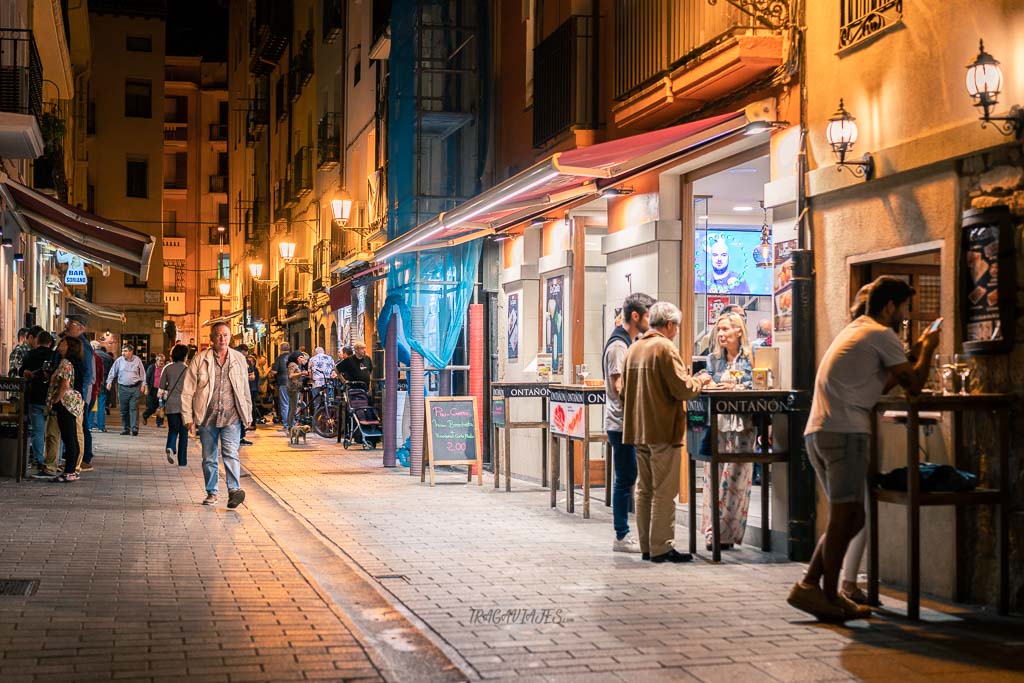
[423, 396, 482, 487]
[773, 239, 796, 336]
[961, 207, 1015, 354]
[491, 396, 506, 428]
[549, 387, 605, 439]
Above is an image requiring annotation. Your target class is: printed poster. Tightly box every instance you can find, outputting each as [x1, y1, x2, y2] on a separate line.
[773, 240, 797, 336]
[544, 276, 564, 374]
[964, 224, 1001, 343]
[707, 296, 730, 324]
[507, 293, 519, 361]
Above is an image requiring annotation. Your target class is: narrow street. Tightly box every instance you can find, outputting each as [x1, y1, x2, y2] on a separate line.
[2, 423, 1018, 682]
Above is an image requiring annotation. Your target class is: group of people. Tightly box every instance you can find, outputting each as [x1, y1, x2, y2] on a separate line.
[602, 276, 941, 622]
[270, 341, 373, 430]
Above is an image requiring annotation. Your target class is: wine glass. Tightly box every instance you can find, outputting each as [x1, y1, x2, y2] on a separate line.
[726, 361, 746, 390]
[578, 363, 590, 384]
[935, 354, 954, 396]
[954, 354, 972, 395]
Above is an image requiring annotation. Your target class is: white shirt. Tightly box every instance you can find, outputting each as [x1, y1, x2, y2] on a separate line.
[805, 316, 907, 435]
[603, 339, 628, 432]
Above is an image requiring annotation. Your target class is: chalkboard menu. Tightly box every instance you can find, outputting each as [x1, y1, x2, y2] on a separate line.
[491, 397, 506, 428]
[961, 207, 1016, 355]
[423, 396, 482, 487]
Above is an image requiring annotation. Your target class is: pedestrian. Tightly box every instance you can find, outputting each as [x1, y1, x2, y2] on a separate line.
[335, 346, 353, 379]
[308, 346, 337, 403]
[338, 341, 372, 387]
[286, 351, 310, 429]
[246, 354, 261, 428]
[57, 315, 96, 468]
[186, 338, 198, 362]
[701, 311, 755, 551]
[142, 354, 165, 427]
[272, 342, 292, 427]
[8, 327, 30, 376]
[622, 302, 710, 563]
[180, 322, 252, 509]
[92, 341, 114, 432]
[160, 344, 189, 466]
[787, 276, 939, 621]
[106, 344, 146, 435]
[49, 335, 86, 482]
[603, 292, 655, 554]
[21, 331, 55, 474]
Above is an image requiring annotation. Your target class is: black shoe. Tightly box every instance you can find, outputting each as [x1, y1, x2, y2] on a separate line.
[705, 543, 734, 551]
[650, 549, 693, 563]
[227, 489, 245, 509]
[120, 430, 130, 436]
[131, 430, 139, 436]
[239, 439, 253, 446]
[641, 553, 650, 560]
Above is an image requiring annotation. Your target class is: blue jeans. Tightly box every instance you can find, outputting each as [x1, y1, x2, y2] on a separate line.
[278, 385, 290, 427]
[608, 430, 638, 540]
[165, 412, 188, 466]
[28, 403, 46, 465]
[82, 397, 94, 463]
[94, 392, 107, 431]
[199, 421, 242, 495]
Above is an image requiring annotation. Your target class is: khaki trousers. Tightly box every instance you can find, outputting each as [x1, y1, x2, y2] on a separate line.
[634, 442, 682, 557]
[43, 412, 84, 473]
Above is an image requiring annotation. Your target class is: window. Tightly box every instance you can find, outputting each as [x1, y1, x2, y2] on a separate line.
[217, 152, 228, 176]
[218, 101, 228, 126]
[163, 152, 187, 189]
[217, 202, 229, 228]
[126, 157, 148, 198]
[352, 46, 361, 86]
[124, 274, 148, 288]
[126, 35, 152, 52]
[218, 253, 230, 280]
[164, 96, 188, 124]
[125, 80, 152, 118]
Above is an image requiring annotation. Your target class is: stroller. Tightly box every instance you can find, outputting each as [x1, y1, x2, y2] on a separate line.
[341, 382, 382, 449]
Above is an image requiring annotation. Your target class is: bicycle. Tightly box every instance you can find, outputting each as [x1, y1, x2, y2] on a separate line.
[310, 378, 342, 439]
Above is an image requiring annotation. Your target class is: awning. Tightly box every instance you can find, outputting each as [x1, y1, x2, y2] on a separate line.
[64, 291, 127, 323]
[278, 308, 310, 326]
[0, 175, 156, 280]
[329, 282, 352, 311]
[375, 106, 768, 260]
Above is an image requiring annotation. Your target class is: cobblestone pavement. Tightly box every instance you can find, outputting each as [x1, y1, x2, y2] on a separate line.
[0, 424, 389, 683]
[240, 428, 1024, 683]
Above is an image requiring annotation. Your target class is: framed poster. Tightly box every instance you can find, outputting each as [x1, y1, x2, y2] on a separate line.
[773, 239, 797, 336]
[544, 276, 564, 373]
[960, 207, 1016, 355]
[507, 293, 519, 361]
[707, 296, 730, 324]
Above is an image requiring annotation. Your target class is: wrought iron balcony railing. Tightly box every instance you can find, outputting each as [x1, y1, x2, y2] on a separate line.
[274, 180, 290, 220]
[323, 0, 343, 43]
[289, 32, 314, 102]
[208, 174, 227, 194]
[0, 29, 42, 119]
[292, 147, 313, 199]
[533, 15, 597, 147]
[317, 112, 341, 170]
[249, 0, 291, 75]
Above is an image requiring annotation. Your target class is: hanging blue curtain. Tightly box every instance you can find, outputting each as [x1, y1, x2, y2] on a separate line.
[376, 240, 482, 370]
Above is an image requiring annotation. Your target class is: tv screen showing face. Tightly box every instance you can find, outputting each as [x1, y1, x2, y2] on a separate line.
[694, 229, 773, 295]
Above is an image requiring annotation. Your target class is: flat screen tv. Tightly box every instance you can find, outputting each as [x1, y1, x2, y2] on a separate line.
[694, 228, 773, 296]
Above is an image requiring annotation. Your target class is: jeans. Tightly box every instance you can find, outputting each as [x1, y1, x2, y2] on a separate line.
[82, 398, 94, 463]
[28, 403, 46, 465]
[608, 430, 637, 540]
[94, 392, 107, 431]
[199, 421, 242, 495]
[165, 412, 188, 466]
[278, 385, 290, 426]
[55, 403, 81, 475]
[118, 384, 142, 432]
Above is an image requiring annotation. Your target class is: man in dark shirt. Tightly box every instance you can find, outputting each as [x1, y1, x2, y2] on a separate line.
[21, 331, 54, 471]
[338, 341, 373, 387]
[272, 342, 292, 426]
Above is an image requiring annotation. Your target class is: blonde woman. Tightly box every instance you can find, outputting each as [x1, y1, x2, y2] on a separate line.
[701, 312, 755, 550]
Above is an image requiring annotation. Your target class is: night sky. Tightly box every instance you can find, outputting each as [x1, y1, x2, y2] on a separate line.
[166, 0, 228, 60]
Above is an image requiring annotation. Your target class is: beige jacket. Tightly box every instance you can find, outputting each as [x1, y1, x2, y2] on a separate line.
[180, 347, 253, 427]
[621, 329, 704, 446]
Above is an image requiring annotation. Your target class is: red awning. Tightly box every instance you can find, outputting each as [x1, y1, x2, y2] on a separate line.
[375, 109, 759, 260]
[329, 281, 352, 311]
[0, 176, 156, 280]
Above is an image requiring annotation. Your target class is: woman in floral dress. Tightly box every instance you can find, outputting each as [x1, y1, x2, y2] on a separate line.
[49, 335, 86, 482]
[701, 312, 755, 549]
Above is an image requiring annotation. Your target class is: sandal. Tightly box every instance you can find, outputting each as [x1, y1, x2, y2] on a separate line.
[51, 473, 78, 482]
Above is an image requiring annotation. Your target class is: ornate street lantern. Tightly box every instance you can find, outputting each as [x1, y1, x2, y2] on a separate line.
[966, 40, 1023, 138]
[825, 99, 874, 180]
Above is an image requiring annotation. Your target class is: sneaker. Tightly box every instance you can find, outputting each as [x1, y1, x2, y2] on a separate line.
[841, 585, 879, 606]
[166, 448, 175, 464]
[239, 439, 253, 446]
[80, 463, 94, 472]
[227, 489, 246, 509]
[833, 593, 872, 620]
[613, 533, 643, 554]
[649, 549, 693, 563]
[31, 469, 58, 479]
[202, 493, 218, 505]
[120, 430, 130, 436]
[131, 430, 139, 436]
[786, 582, 845, 621]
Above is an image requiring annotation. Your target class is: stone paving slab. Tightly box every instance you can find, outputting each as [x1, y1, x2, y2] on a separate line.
[240, 429, 1024, 683]
[0, 426, 386, 682]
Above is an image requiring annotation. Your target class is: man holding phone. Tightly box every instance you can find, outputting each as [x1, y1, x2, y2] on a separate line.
[788, 276, 940, 621]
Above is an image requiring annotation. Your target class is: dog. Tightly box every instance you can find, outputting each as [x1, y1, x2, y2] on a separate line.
[288, 424, 311, 445]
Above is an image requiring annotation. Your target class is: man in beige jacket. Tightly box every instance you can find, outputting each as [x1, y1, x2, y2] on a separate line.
[181, 322, 253, 509]
[622, 302, 709, 563]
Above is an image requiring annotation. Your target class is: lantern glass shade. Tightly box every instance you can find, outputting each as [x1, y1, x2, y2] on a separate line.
[218, 280, 230, 297]
[249, 262, 264, 279]
[826, 100, 858, 158]
[966, 44, 1002, 106]
[331, 196, 352, 225]
[279, 241, 296, 260]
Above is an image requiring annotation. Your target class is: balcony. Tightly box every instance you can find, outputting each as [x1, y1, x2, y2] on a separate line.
[249, 0, 291, 75]
[292, 146, 313, 199]
[32, 143, 68, 201]
[209, 122, 227, 141]
[612, 0, 781, 129]
[323, 0, 343, 43]
[289, 32, 314, 102]
[208, 174, 227, 194]
[164, 176, 187, 190]
[312, 239, 337, 292]
[317, 112, 340, 170]
[274, 180, 291, 220]
[533, 15, 597, 148]
[163, 122, 187, 141]
[162, 236, 186, 260]
[0, 28, 44, 159]
[246, 99, 268, 146]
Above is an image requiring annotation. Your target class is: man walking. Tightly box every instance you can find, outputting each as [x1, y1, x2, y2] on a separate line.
[92, 342, 114, 432]
[272, 343, 292, 427]
[621, 302, 709, 563]
[787, 276, 939, 621]
[106, 344, 146, 435]
[603, 292, 655, 554]
[181, 322, 252, 509]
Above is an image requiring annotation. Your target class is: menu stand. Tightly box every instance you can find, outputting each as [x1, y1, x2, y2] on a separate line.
[869, 393, 1011, 619]
[686, 390, 807, 562]
[490, 383, 550, 492]
[547, 385, 607, 519]
[0, 378, 28, 481]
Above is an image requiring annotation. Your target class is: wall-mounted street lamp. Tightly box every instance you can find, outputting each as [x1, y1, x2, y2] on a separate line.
[278, 240, 296, 260]
[331, 189, 353, 227]
[966, 40, 1024, 139]
[825, 99, 874, 180]
[249, 262, 264, 279]
[218, 280, 230, 297]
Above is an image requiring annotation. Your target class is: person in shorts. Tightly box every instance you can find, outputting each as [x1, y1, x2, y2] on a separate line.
[787, 276, 940, 621]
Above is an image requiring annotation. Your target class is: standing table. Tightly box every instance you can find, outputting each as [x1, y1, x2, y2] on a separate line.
[547, 385, 607, 518]
[869, 393, 1011, 619]
[490, 382, 549, 491]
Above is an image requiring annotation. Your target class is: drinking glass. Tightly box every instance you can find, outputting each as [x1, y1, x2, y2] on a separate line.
[954, 354, 972, 395]
[578, 363, 590, 383]
[726, 361, 746, 390]
[935, 354, 955, 396]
